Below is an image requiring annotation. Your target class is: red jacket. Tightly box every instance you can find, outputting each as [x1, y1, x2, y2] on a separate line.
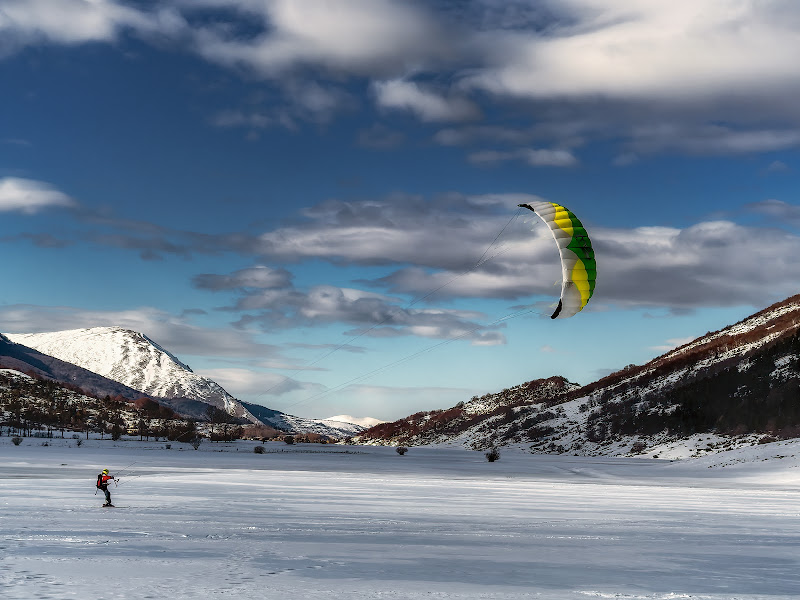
[97, 473, 114, 488]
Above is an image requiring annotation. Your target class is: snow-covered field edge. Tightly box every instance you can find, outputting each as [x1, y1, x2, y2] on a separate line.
[2, 435, 800, 599]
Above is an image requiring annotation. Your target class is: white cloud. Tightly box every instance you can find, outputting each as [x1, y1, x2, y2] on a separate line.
[227, 282, 507, 346]
[593, 219, 800, 309]
[5, 1, 800, 158]
[434, 125, 537, 147]
[747, 199, 800, 228]
[373, 79, 480, 122]
[463, 1, 800, 103]
[0, 0, 184, 55]
[193, 265, 293, 291]
[187, 0, 448, 77]
[764, 160, 791, 174]
[0, 177, 76, 213]
[197, 367, 305, 398]
[0, 304, 278, 360]
[252, 193, 537, 271]
[468, 148, 578, 167]
[626, 124, 800, 156]
[245, 194, 800, 312]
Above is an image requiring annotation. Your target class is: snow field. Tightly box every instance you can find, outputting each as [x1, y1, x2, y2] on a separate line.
[2, 437, 800, 599]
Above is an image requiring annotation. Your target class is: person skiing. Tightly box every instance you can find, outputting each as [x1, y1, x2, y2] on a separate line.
[96, 469, 117, 507]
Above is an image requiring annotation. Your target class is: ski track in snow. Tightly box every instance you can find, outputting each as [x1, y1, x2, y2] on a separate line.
[2, 438, 800, 600]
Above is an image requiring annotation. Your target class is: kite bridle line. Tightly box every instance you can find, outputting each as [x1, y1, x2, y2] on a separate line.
[253, 208, 527, 401]
[276, 303, 540, 412]
[114, 461, 138, 478]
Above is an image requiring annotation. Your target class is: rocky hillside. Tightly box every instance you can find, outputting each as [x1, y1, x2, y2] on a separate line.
[356, 294, 800, 456]
[354, 376, 578, 446]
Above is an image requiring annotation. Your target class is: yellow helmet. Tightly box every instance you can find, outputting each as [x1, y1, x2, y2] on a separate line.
[102, 469, 109, 474]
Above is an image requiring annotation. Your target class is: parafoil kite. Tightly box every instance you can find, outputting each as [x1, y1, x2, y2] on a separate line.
[518, 201, 596, 319]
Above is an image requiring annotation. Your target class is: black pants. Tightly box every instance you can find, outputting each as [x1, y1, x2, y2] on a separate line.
[101, 487, 111, 504]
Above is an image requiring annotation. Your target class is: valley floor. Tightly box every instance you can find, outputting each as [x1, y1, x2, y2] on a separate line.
[2, 436, 799, 599]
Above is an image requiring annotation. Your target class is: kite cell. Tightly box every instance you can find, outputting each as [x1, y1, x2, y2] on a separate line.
[518, 201, 596, 319]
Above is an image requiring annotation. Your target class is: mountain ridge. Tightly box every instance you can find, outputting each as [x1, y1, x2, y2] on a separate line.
[355, 294, 800, 456]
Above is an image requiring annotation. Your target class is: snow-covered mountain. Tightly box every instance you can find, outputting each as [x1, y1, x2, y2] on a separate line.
[0, 332, 153, 401]
[240, 402, 368, 438]
[4, 327, 370, 437]
[6, 327, 258, 422]
[356, 294, 800, 456]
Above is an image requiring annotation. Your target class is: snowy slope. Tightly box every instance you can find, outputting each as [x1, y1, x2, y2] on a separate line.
[355, 376, 579, 447]
[5, 327, 259, 422]
[0, 332, 155, 401]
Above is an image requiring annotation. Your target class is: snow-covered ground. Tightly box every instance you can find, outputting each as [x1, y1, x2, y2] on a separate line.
[2, 436, 800, 599]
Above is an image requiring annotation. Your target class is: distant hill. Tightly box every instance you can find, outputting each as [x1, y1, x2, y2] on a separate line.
[240, 401, 367, 438]
[355, 294, 800, 456]
[357, 376, 578, 447]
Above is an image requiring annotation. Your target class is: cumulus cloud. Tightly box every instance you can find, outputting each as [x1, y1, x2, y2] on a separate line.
[747, 199, 800, 228]
[625, 124, 800, 156]
[245, 194, 800, 312]
[0, 0, 185, 56]
[198, 367, 307, 398]
[0, 304, 279, 360]
[463, 1, 800, 102]
[186, 0, 450, 77]
[209, 277, 507, 345]
[5, 1, 800, 158]
[193, 265, 293, 291]
[593, 219, 800, 309]
[434, 125, 538, 147]
[763, 160, 791, 174]
[251, 192, 538, 271]
[0, 177, 76, 213]
[373, 79, 480, 122]
[14, 183, 800, 317]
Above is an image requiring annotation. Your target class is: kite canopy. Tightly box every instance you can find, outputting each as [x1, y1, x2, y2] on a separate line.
[518, 201, 596, 319]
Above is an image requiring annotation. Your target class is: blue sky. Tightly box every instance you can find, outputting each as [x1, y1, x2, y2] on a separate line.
[2, 1, 800, 421]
